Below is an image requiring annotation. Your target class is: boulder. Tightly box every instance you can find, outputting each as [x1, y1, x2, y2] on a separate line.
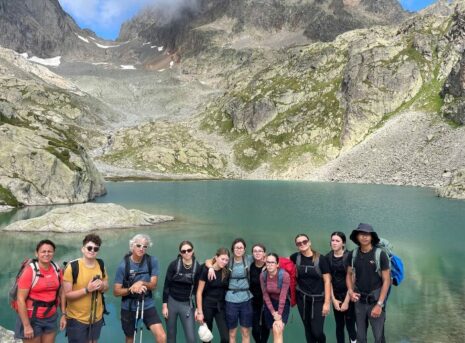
[3, 203, 174, 233]
[0, 326, 20, 343]
[437, 169, 465, 199]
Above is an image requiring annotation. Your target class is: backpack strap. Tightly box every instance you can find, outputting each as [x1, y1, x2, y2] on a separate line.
[70, 260, 79, 285]
[314, 256, 321, 277]
[296, 254, 301, 278]
[30, 260, 41, 288]
[374, 247, 382, 274]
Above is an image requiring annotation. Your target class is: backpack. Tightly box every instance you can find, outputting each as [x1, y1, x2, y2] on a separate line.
[65, 258, 109, 315]
[351, 238, 404, 287]
[295, 253, 321, 277]
[9, 258, 61, 318]
[228, 255, 251, 291]
[173, 256, 199, 308]
[122, 253, 153, 300]
[278, 257, 296, 307]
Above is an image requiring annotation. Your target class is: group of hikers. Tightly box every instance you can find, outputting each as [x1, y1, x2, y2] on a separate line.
[12, 223, 393, 343]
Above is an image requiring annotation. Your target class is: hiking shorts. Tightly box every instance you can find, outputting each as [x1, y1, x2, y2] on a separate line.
[66, 318, 104, 343]
[14, 312, 58, 339]
[263, 298, 290, 329]
[121, 307, 162, 337]
[225, 299, 253, 329]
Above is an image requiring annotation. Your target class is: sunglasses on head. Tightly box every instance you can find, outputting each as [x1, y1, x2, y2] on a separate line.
[295, 239, 309, 247]
[135, 244, 148, 249]
[86, 245, 100, 252]
[180, 248, 193, 254]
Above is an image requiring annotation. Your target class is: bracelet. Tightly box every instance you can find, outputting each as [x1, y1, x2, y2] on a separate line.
[61, 312, 67, 316]
[84, 287, 89, 294]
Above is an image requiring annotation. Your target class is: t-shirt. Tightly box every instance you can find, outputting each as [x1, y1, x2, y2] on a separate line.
[63, 258, 108, 324]
[327, 251, 349, 297]
[249, 262, 265, 309]
[290, 252, 330, 296]
[114, 255, 159, 311]
[348, 247, 389, 294]
[17, 263, 61, 318]
[163, 258, 201, 303]
[198, 264, 229, 308]
[225, 255, 254, 303]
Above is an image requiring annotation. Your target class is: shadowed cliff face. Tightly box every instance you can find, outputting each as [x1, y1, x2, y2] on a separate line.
[119, 0, 408, 53]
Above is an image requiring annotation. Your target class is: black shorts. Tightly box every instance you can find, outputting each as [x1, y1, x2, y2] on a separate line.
[121, 307, 162, 337]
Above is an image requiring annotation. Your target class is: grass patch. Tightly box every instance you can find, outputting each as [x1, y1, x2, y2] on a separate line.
[0, 185, 22, 207]
[45, 147, 82, 172]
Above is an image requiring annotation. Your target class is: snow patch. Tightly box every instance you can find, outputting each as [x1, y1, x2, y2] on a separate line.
[92, 62, 109, 65]
[95, 42, 120, 49]
[76, 34, 89, 43]
[19, 52, 28, 59]
[169, 61, 174, 69]
[151, 45, 157, 49]
[158, 46, 164, 51]
[142, 42, 151, 46]
[28, 56, 61, 67]
[89, 37, 96, 41]
[120, 65, 136, 70]
[158, 69, 166, 72]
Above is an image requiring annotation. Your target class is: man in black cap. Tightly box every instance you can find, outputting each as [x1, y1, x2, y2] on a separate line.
[346, 223, 390, 343]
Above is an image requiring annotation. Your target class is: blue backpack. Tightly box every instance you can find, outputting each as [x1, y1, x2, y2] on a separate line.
[352, 238, 404, 286]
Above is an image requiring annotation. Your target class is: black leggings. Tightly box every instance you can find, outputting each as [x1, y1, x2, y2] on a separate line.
[296, 292, 326, 343]
[202, 305, 229, 343]
[333, 301, 356, 343]
[251, 303, 270, 343]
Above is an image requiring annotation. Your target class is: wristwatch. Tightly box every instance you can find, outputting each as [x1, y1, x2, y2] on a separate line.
[376, 301, 384, 308]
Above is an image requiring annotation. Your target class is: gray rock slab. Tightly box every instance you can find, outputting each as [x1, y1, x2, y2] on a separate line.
[3, 203, 174, 233]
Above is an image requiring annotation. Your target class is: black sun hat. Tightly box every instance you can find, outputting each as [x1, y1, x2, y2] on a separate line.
[349, 223, 380, 246]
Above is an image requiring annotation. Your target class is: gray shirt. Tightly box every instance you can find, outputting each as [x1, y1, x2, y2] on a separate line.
[225, 255, 254, 303]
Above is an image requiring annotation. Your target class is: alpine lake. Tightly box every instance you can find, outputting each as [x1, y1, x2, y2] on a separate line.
[0, 180, 464, 342]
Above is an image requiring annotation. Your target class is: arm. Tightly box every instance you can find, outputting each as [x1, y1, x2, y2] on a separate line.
[330, 281, 341, 311]
[260, 273, 275, 316]
[205, 258, 217, 280]
[277, 272, 290, 315]
[17, 288, 34, 339]
[322, 273, 331, 316]
[59, 279, 67, 330]
[162, 262, 173, 319]
[371, 268, 390, 318]
[346, 266, 360, 302]
[195, 280, 206, 323]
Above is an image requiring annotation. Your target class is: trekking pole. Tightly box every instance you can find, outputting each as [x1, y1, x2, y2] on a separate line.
[139, 296, 145, 343]
[133, 298, 140, 343]
[88, 290, 97, 341]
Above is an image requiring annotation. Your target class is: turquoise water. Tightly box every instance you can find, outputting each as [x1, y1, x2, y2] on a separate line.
[1, 180, 464, 342]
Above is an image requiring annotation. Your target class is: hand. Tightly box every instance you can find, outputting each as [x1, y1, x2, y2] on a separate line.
[371, 304, 382, 318]
[196, 312, 204, 324]
[332, 299, 341, 311]
[88, 278, 103, 292]
[272, 311, 282, 321]
[350, 291, 360, 302]
[340, 301, 349, 312]
[59, 315, 67, 330]
[23, 324, 34, 339]
[207, 267, 217, 281]
[130, 281, 147, 294]
[273, 319, 284, 332]
[162, 303, 169, 319]
[322, 302, 330, 316]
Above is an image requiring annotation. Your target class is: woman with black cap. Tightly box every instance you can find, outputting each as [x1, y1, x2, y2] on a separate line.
[346, 223, 390, 343]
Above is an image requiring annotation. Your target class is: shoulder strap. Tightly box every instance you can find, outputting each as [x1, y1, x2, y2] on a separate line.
[176, 256, 182, 275]
[71, 260, 79, 285]
[191, 258, 199, 284]
[375, 247, 382, 274]
[124, 253, 131, 281]
[277, 268, 284, 289]
[96, 258, 105, 278]
[314, 256, 321, 277]
[296, 254, 301, 277]
[262, 270, 268, 288]
[146, 254, 152, 276]
[30, 260, 41, 288]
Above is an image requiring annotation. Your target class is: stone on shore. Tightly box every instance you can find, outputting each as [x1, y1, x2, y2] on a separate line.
[3, 203, 174, 232]
[0, 326, 20, 343]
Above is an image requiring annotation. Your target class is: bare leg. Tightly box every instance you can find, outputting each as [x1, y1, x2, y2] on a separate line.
[150, 323, 167, 343]
[229, 328, 238, 343]
[240, 326, 251, 343]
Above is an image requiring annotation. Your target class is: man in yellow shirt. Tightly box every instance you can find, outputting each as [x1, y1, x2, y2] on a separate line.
[63, 234, 109, 343]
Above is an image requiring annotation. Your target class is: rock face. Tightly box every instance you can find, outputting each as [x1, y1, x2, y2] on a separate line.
[0, 0, 101, 59]
[119, 0, 408, 52]
[0, 47, 108, 206]
[3, 203, 174, 232]
[438, 169, 465, 199]
[0, 326, 20, 343]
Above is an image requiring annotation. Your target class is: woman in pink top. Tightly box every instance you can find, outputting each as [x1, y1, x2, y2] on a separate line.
[260, 253, 291, 343]
[14, 239, 66, 342]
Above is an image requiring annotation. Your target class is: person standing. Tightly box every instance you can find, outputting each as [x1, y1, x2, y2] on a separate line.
[162, 240, 200, 343]
[290, 234, 331, 343]
[346, 223, 390, 343]
[249, 243, 269, 343]
[196, 247, 231, 343]
[63, 234, 109, 343]
[327, 232, 356, 343]
[260, 253, 291, 343]
[113, 234, 166, 343]
[14, 239, 67, 342]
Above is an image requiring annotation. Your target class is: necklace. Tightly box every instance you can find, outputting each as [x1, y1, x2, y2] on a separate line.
[183, 262, 192, 270]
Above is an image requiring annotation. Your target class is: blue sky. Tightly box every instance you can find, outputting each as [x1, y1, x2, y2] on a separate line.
[59, 0, 439, 41]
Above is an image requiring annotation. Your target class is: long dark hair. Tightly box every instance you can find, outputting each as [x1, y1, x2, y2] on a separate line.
[295, 233, 320, 262]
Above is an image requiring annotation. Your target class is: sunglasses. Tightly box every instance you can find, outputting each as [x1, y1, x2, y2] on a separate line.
[295, 239, 309, 247]
[180, 248, 193, 254]
[135, 244, 148, 249]
[86, 246, 100, 252]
